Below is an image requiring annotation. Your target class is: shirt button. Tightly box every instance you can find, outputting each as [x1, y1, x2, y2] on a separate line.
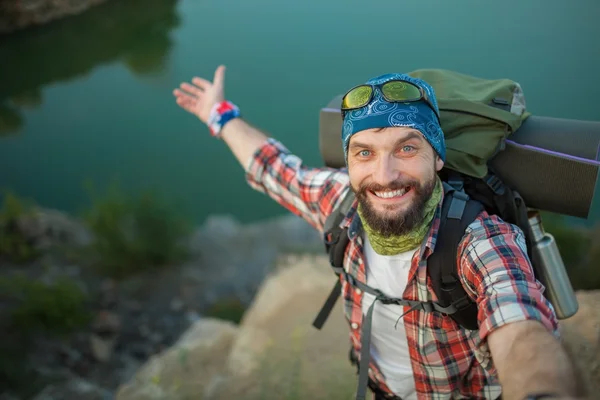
[351, 322, 358, 329]
[355, 288, 362, 295]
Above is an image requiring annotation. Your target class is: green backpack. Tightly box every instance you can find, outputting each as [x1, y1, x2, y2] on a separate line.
[409, 68, 531, 178]
[314, 69, 539, 332]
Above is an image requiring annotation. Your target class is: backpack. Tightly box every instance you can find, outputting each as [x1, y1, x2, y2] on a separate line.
[312, 69, 551, 332]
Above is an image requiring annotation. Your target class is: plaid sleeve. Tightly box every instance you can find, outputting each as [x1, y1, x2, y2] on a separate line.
[244, 138, 350, 232]
[457, 213, 560, 343]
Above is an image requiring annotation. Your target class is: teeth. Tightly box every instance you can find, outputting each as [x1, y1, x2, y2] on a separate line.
[374, 188, 407, 198]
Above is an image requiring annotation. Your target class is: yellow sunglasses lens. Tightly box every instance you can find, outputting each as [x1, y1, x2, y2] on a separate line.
[342, 85, 372, 109]
[381, 81, 421, 101]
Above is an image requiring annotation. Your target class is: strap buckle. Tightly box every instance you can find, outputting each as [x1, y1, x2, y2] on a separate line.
[323, 230, 339, 246]
[485, 174, 505, 195]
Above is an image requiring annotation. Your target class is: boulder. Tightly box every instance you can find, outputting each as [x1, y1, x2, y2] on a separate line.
[115, 318, 239, 400]
[558, 290, 600, 397]
[116, 253, 600, 400]
[217, 255, 357, 400]
[31, 376, 112, 400]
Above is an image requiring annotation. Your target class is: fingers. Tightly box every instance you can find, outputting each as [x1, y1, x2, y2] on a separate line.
[173, 88, 197, 101]
[213, 65, 226, 88]
[173, 89, 199, 113]
[191, 77, 211, 90]
[175, 96, 196, 114]
[179, 82, 203, 97]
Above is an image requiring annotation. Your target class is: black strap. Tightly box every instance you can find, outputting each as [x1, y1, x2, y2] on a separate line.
[342, 270, 456, 400]
[429, 179, 484, 331]
[312, 279, 342, 329]
[313, 190, 355, 330]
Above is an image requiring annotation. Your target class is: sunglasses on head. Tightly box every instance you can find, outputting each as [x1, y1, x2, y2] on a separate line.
[340, 79, 441, 123]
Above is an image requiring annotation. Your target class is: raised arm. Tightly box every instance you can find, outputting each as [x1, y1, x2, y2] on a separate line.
[173, 65, 349, 231]
[457, 214, 580, 400]
[173, 65, 268, 169]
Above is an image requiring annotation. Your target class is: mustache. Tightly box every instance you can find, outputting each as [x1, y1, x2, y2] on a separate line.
[358, 178, 419, 193]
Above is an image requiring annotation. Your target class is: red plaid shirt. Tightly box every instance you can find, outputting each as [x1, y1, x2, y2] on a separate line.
[245, 138, 559, 399]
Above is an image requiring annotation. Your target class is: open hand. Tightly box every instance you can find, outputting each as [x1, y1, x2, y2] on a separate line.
[173, 65, 226, 124]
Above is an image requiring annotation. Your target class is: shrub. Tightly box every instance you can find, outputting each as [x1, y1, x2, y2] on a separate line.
[0, 190, 38, 263]
[82, 182, 191, 279]
[0, 275, 92, 338]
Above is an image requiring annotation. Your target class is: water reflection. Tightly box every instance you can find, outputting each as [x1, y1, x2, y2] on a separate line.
[0, 0, 181, 135]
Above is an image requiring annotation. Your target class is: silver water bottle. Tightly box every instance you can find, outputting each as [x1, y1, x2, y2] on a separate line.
[527, 211, 579, 319]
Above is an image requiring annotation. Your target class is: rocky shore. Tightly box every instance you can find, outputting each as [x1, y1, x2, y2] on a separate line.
[0, 207, 324, 399]
[0, 0, 110, 35]
[0, 208, 598, 399]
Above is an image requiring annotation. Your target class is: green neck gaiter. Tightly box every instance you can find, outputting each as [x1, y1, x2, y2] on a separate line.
[357, 177, 443, 256]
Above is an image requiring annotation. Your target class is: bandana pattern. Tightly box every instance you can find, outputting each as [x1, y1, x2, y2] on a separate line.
[342, 73, 446, 161]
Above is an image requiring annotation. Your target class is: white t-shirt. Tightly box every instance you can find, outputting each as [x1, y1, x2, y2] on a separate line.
[362, 235, 418, 400]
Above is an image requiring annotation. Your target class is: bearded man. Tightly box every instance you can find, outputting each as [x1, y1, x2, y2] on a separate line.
[173, 66, 579, 400]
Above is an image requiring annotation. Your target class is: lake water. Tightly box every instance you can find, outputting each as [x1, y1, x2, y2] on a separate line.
[1, 0, 599, 226]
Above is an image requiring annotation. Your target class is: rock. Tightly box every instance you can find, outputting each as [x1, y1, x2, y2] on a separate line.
[170, 298, 184, 312]
[31, 376, 112, 400]
[126, 300, 143, 314]
[558, 290, 600, 398]
[185, 310, 201, 324]
[16, 208, 91, 250]
[90, 334, 117, 363]
[115, 318, 239, 400]
[138, 323, 151, 339]
[89, 310, 121, 362]
[130, 343, 152, 361]
[218, 255, 357, 399]
[200, 215, 241, 239]
[57, 344, 83, 368]
[0, 0, 109, 34]
[92, 310, 121, 336]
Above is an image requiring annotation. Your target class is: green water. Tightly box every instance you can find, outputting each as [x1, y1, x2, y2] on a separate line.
[1, 0, 599, 225]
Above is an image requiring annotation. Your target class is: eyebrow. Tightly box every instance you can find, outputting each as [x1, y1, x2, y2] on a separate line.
[349, 130, 424, 151]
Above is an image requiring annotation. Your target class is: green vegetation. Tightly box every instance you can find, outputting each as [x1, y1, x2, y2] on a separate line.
[0, 274, 92, 396]
[541, 212, 600, 290]
[82, 182, 192, 279]
[205, 297, 247, 324]
[0, 275, 91, 338]
[0, 190, 39, 263]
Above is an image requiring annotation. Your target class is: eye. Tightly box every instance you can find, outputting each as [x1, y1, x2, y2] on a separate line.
[401, 145, 415, 153]
[358, 150, 371, 157]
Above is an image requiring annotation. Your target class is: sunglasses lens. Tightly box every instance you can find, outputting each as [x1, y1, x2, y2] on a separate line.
[381, 81, 422, 102]
[342, 85, 372, 109]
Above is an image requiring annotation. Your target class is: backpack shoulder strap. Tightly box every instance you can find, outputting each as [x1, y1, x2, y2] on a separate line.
[428, 178, 484, 331]
[313, 189, 355, 330]
[323, 188, 356, 270]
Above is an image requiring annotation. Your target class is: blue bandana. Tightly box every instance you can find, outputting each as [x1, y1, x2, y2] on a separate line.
[342, 73, 446, 162]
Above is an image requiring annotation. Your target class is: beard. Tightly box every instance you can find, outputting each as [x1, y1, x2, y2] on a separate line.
[352, 171, 438, 237]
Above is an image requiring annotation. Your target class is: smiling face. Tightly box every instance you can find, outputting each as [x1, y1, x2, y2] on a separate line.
[347, 126, 444, 237]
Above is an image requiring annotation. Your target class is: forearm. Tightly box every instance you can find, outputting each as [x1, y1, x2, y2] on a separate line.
[219, 118, 269, 170]
[489, 320, 578, 399]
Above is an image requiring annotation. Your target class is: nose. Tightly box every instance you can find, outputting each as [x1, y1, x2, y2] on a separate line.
[372, 154, 398, 187]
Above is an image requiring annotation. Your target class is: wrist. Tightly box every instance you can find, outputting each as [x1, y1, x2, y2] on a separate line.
[207, 100, 241, 138]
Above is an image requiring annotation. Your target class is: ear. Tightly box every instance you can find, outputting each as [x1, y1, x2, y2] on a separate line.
[435, 155, 444, 172]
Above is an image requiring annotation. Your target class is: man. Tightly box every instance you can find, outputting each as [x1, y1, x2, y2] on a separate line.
[173, 66, 580, 400]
